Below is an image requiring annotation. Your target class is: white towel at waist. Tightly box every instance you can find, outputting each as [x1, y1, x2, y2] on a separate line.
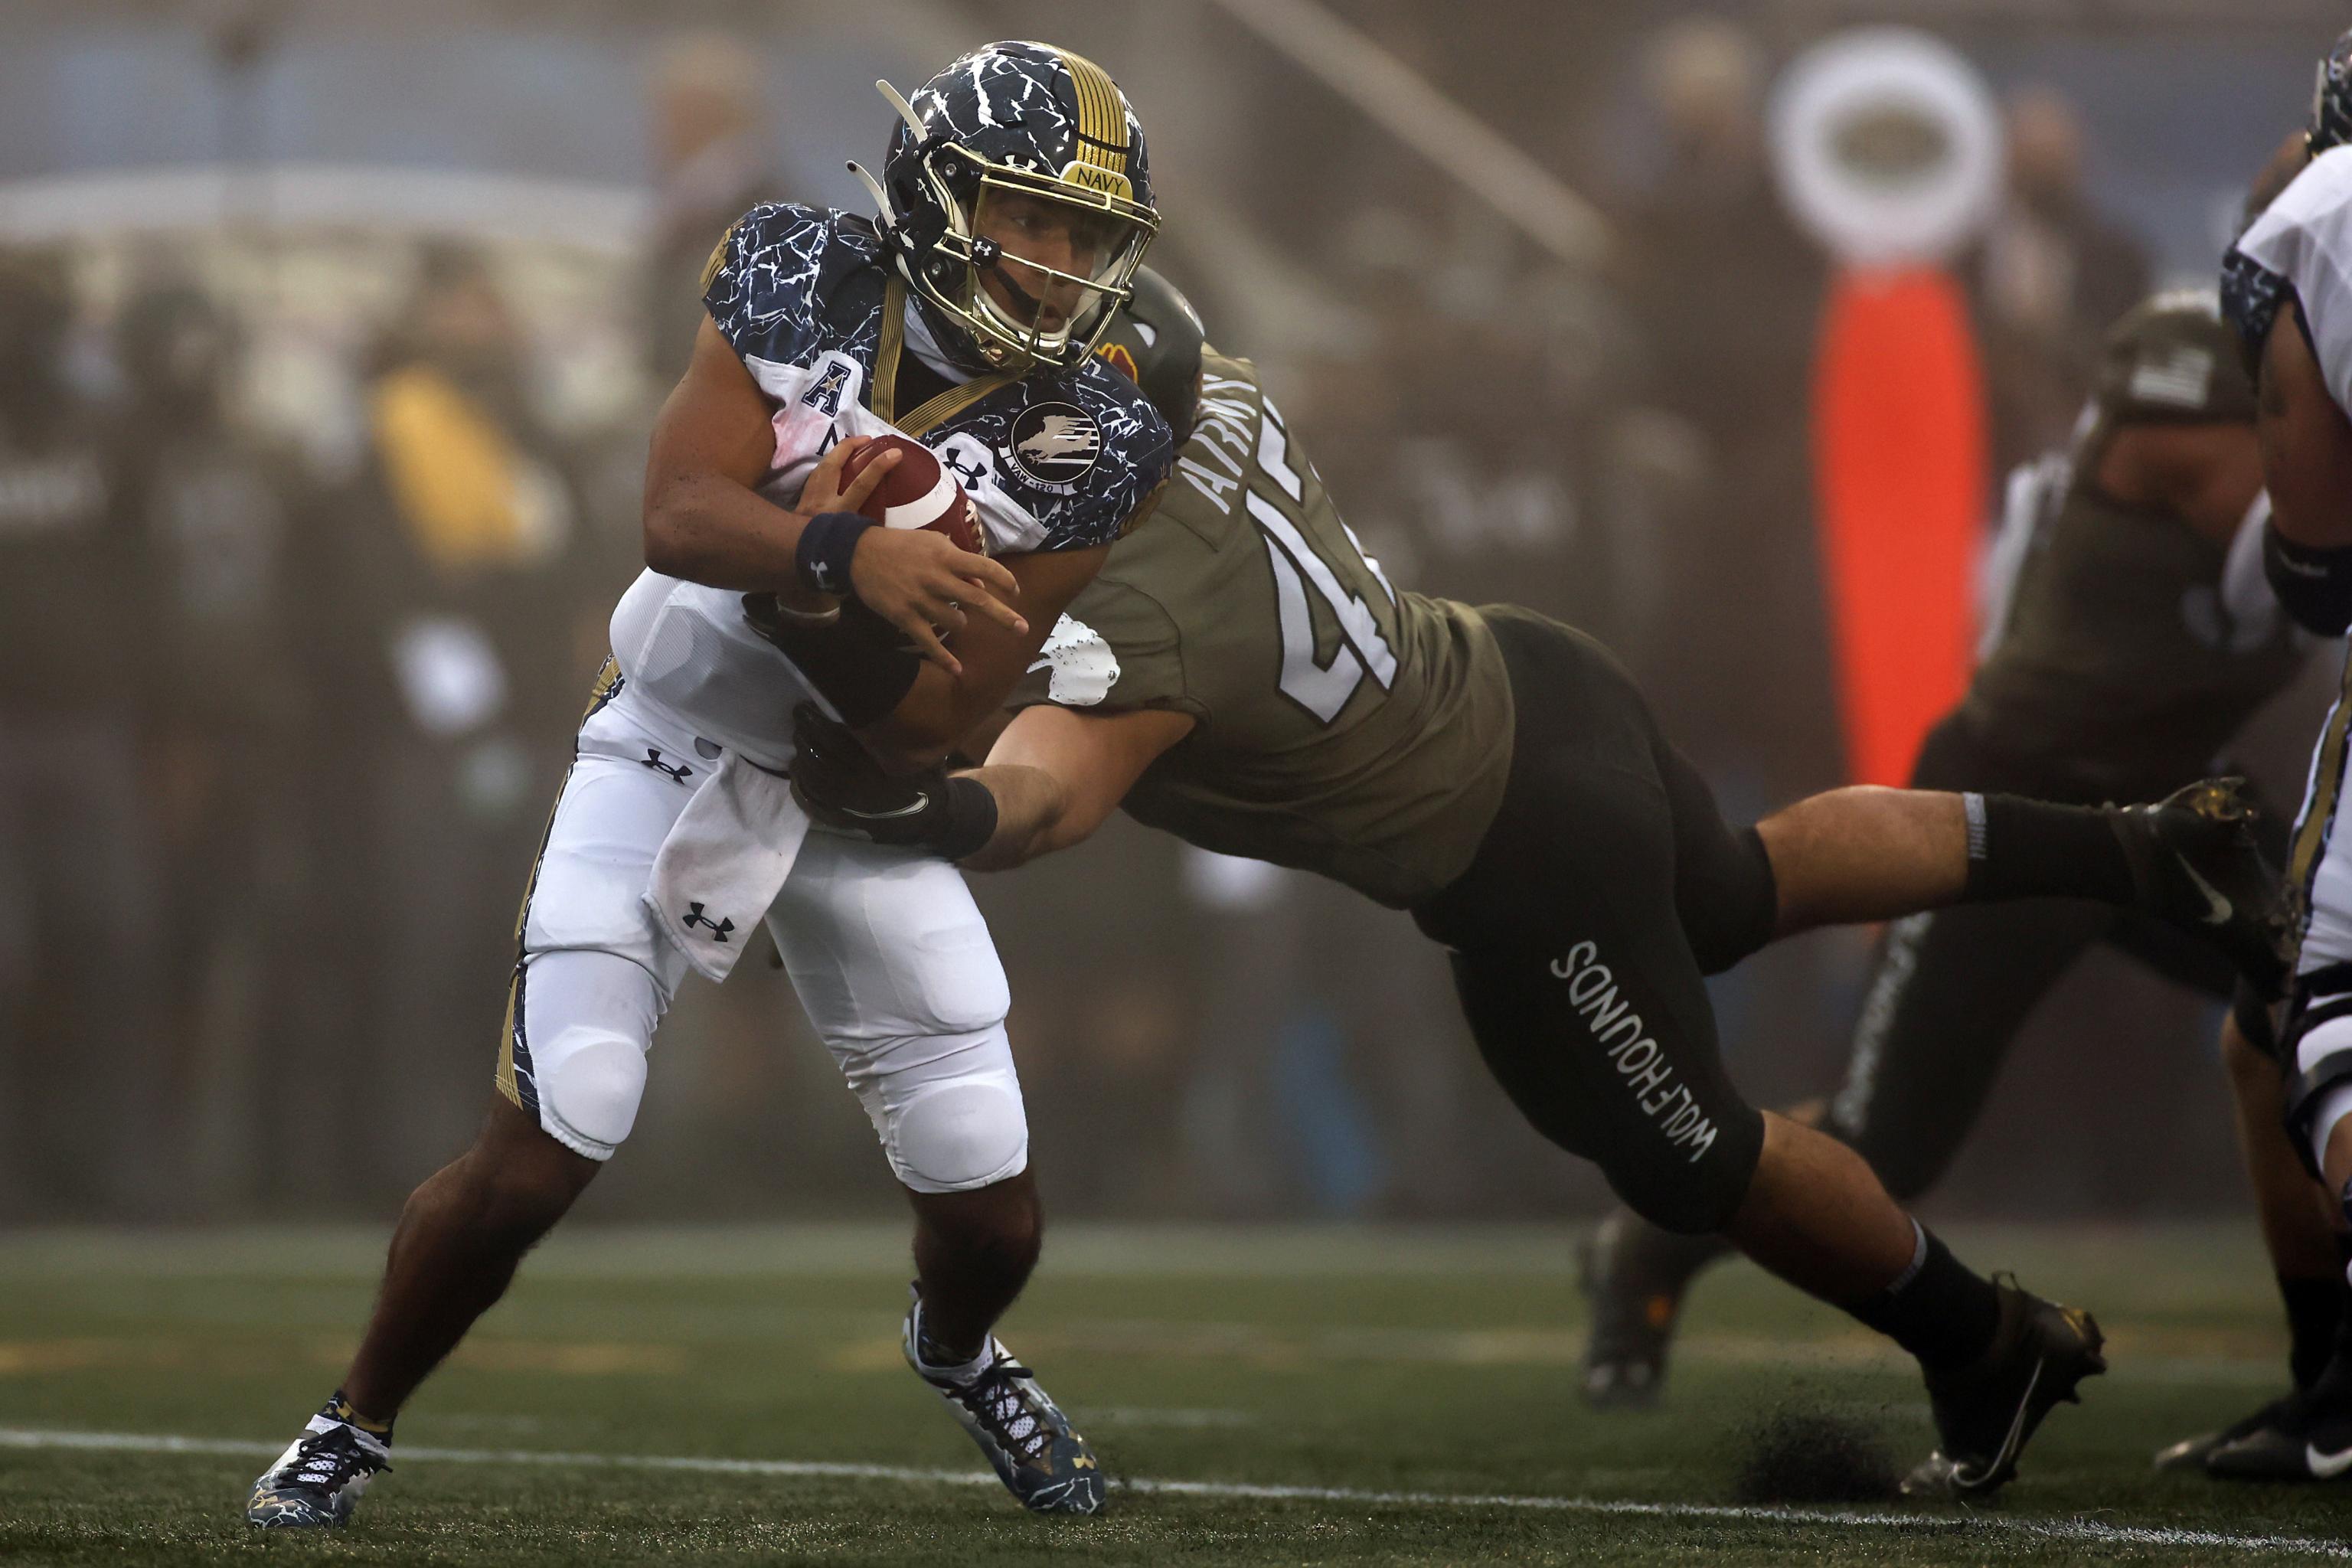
[644, 751, 809, 982]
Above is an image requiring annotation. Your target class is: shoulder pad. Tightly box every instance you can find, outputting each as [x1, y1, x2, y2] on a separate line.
[704, 204, 888, 371]
[2234, 147, 2352, 410]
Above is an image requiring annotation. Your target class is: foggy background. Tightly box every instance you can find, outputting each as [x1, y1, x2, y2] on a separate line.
[0, 0, 2339, 1227]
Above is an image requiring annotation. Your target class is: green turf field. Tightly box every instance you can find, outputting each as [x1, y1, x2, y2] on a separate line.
[2, 1222, 2349, 1566]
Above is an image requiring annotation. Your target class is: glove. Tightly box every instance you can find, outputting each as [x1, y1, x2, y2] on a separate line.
[789, 703, 998, 860]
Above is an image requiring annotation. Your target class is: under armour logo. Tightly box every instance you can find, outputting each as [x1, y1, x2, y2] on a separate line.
[681, 903, 735, 942]
[640, 748, 692, 782]
[942, 447, 987, 488]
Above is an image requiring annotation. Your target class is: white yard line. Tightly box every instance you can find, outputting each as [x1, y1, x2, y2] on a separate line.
[1, 1426, 2345, 1557]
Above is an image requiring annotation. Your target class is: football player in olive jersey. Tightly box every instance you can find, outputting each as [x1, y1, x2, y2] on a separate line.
[791, 271, 2296, 1497]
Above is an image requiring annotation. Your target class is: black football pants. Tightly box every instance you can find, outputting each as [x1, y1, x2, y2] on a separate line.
[1413, 609, 1779, 1234]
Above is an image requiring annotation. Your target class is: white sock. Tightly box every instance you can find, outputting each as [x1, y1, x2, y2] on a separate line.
[912, 1302, 998, 1385]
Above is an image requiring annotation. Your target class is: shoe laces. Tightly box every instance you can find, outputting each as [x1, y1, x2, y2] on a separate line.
[283, 1426, 385, 1493]
[950, 1360, 1057, 1464]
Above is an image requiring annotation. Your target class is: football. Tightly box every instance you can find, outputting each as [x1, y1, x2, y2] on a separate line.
[838, 434, 985, 555]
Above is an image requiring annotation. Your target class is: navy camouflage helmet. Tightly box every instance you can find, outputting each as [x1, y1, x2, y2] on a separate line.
[2315, 28, 2352, 155]
[860, 41, 1158, 373]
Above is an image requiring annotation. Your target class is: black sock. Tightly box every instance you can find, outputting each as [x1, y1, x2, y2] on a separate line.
[1957, 793, 2138, 906]
[2283, 1275, 2348, 1390]
[2311, 1306, 2352, 1403]
[1847, 1221, 2002, 1372]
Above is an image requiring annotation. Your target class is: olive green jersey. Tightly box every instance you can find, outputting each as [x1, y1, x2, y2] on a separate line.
[1961, 476, 2302, 792]
[1008, 353, 1514, 908]
[1962, 299, 2304, 793]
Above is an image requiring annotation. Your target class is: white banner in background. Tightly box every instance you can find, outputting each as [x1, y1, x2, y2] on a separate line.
[1769, 28, 2003, 270]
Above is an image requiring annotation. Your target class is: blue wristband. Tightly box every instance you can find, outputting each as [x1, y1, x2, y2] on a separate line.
[795, 511, 875, 599]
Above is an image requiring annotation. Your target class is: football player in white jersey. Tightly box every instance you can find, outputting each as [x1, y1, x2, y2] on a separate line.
[247, 42, 1174, 1527]
[2204, 28, 2352, 1481]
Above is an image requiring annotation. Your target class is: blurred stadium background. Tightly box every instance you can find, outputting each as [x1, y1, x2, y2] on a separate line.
[0, 0, 2344, 1240]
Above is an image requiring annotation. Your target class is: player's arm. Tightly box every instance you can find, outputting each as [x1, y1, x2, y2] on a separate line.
[958, 704, 1197, 870]
[788, 694, 1191, 867]
[854, 544, 1109, 772]
[642, 318, 1023, 667]
[2256, 307, 2352, 632]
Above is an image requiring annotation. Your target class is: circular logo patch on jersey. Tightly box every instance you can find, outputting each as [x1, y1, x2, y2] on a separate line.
[1005, 401, 1102, 490]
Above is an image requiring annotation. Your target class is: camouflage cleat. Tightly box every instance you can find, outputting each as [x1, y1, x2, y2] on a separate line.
[1903, 1281, 2105, 1499]
[245, 1417, 390, 1528]
[2112, 777, 2294, 999]
[903, 1287, 1105, 1514]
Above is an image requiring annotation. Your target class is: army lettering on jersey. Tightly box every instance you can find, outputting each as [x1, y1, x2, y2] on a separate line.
[1010, 353, 1514, 909]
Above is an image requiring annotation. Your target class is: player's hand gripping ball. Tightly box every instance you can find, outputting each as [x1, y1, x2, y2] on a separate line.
[838, 435, 985, 556]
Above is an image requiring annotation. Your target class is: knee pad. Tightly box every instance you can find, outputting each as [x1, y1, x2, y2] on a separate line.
[884, 1050, 1028, 1194]
[1604, 1101, 1766, 1236]
[533, 1027, 648, 1161]
[2284, 994, 2352, 1181]
[503, 949, 664, 1162]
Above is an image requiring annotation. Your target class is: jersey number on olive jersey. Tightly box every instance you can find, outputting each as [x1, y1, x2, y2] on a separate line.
[1247, 402, 1400, 724]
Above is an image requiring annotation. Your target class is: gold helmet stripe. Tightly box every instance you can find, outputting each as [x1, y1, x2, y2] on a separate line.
[1052, 45, 1130, 175]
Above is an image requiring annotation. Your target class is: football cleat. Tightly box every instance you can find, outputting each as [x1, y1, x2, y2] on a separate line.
[245, 1416, 390, 1528]
[1576, 1211, 1726, 1410]
[903, 1286, 1105, 1514]
[2154, 1393, 2296, 1472]
[2112, 778, 2293, 1000]
[2203, 1387, 2352, 1481]
[1902, 1280, 2105, 1498]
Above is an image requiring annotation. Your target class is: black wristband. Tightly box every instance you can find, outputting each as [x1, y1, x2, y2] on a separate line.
[795, 511, 875, 599]
[2265, 521, 2352, 635]
[933, 775, 1000, 861]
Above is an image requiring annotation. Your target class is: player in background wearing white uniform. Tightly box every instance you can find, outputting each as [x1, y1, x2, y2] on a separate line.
[247, 43, 1174, 1527]
[2208, 28, 2352, 1481]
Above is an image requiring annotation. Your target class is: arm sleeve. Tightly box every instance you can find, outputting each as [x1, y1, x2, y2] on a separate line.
[1008, 578, 1201, 719]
